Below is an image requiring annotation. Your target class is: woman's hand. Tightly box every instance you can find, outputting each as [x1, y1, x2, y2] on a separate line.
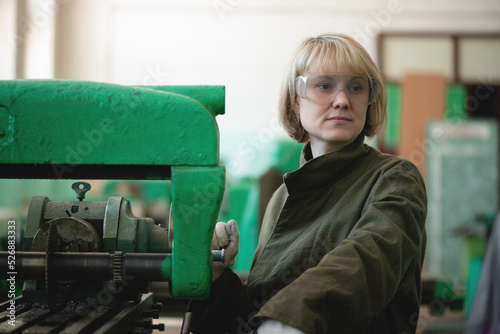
[212, 219, 239, 281]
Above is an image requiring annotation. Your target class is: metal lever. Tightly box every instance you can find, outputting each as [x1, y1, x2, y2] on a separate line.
[180, 311, 193, 334]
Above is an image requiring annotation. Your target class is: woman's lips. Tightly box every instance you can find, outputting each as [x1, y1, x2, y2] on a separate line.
[327, 116, 351, 122]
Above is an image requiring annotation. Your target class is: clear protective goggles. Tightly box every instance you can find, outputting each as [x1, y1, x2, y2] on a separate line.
[295, 74, 380, 105]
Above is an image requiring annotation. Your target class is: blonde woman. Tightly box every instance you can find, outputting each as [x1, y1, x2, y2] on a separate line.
[189, 33, 427, 334]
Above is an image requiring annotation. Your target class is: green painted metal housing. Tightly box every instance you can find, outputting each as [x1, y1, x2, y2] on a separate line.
[0, 79, 226, 299]
[0, 80, 224, 169]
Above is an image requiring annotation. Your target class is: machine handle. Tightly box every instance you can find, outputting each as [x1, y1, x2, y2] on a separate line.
[212, 249, 225, 263]
[71, 182, 91, 201]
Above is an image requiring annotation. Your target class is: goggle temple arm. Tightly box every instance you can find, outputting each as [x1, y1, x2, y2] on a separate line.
[295, 76, 307, 99]
[368, 78, 379, 104]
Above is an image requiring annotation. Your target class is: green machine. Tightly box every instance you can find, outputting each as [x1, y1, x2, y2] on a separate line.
[0, 80, 226, 333]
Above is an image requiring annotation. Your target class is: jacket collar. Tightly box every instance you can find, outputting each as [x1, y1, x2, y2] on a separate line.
[284, 134, 369, 195]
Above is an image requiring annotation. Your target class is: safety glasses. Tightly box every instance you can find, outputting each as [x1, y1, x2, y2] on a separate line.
[295, 74, 380, 105]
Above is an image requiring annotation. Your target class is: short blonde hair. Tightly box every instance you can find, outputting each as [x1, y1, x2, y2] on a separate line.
[279, 33, 387, 142]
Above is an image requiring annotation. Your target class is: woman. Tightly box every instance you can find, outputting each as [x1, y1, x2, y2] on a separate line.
[189, 32, 427, 334]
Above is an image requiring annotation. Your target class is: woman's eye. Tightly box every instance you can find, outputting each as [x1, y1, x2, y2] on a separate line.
[350, 85, 365, 93]
[317, 83, 331, 90]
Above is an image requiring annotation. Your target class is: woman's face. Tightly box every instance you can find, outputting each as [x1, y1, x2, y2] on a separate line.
[296, 60, 369, 157]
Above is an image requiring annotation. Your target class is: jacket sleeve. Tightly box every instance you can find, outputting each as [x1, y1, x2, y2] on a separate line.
[188, 268, 256, 334]
[252, 160, 427, 334]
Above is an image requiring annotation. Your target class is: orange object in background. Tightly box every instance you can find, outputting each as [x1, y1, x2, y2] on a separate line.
[398, 73, 447, 178]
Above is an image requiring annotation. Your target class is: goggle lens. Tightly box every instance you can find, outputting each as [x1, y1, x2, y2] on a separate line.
[296, 74, 379, 105]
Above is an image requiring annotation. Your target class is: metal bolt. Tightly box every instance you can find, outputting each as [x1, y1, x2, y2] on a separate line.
[152, 323, 165, 331]
[142, 310, 160, 319]
[151, 302, 163, 311]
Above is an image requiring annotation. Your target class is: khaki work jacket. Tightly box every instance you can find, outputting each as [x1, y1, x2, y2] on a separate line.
[190, 134, 427, 334]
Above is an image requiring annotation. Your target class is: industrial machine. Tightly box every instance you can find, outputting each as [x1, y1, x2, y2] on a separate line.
[0, 80, 226, 333]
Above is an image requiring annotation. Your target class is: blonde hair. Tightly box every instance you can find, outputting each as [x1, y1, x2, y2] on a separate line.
[279, 33, 387, 142]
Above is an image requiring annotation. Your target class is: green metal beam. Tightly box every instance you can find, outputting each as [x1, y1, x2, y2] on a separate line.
[0, 80, 224, 167]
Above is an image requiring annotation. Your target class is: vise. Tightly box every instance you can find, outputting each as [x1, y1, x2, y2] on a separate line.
[0, 80, 226, 333]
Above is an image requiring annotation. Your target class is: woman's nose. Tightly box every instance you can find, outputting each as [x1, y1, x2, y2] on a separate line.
[332, 89, 350, 109]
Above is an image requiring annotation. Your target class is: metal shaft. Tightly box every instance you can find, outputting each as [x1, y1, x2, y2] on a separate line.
[0, 251, 172, 281]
